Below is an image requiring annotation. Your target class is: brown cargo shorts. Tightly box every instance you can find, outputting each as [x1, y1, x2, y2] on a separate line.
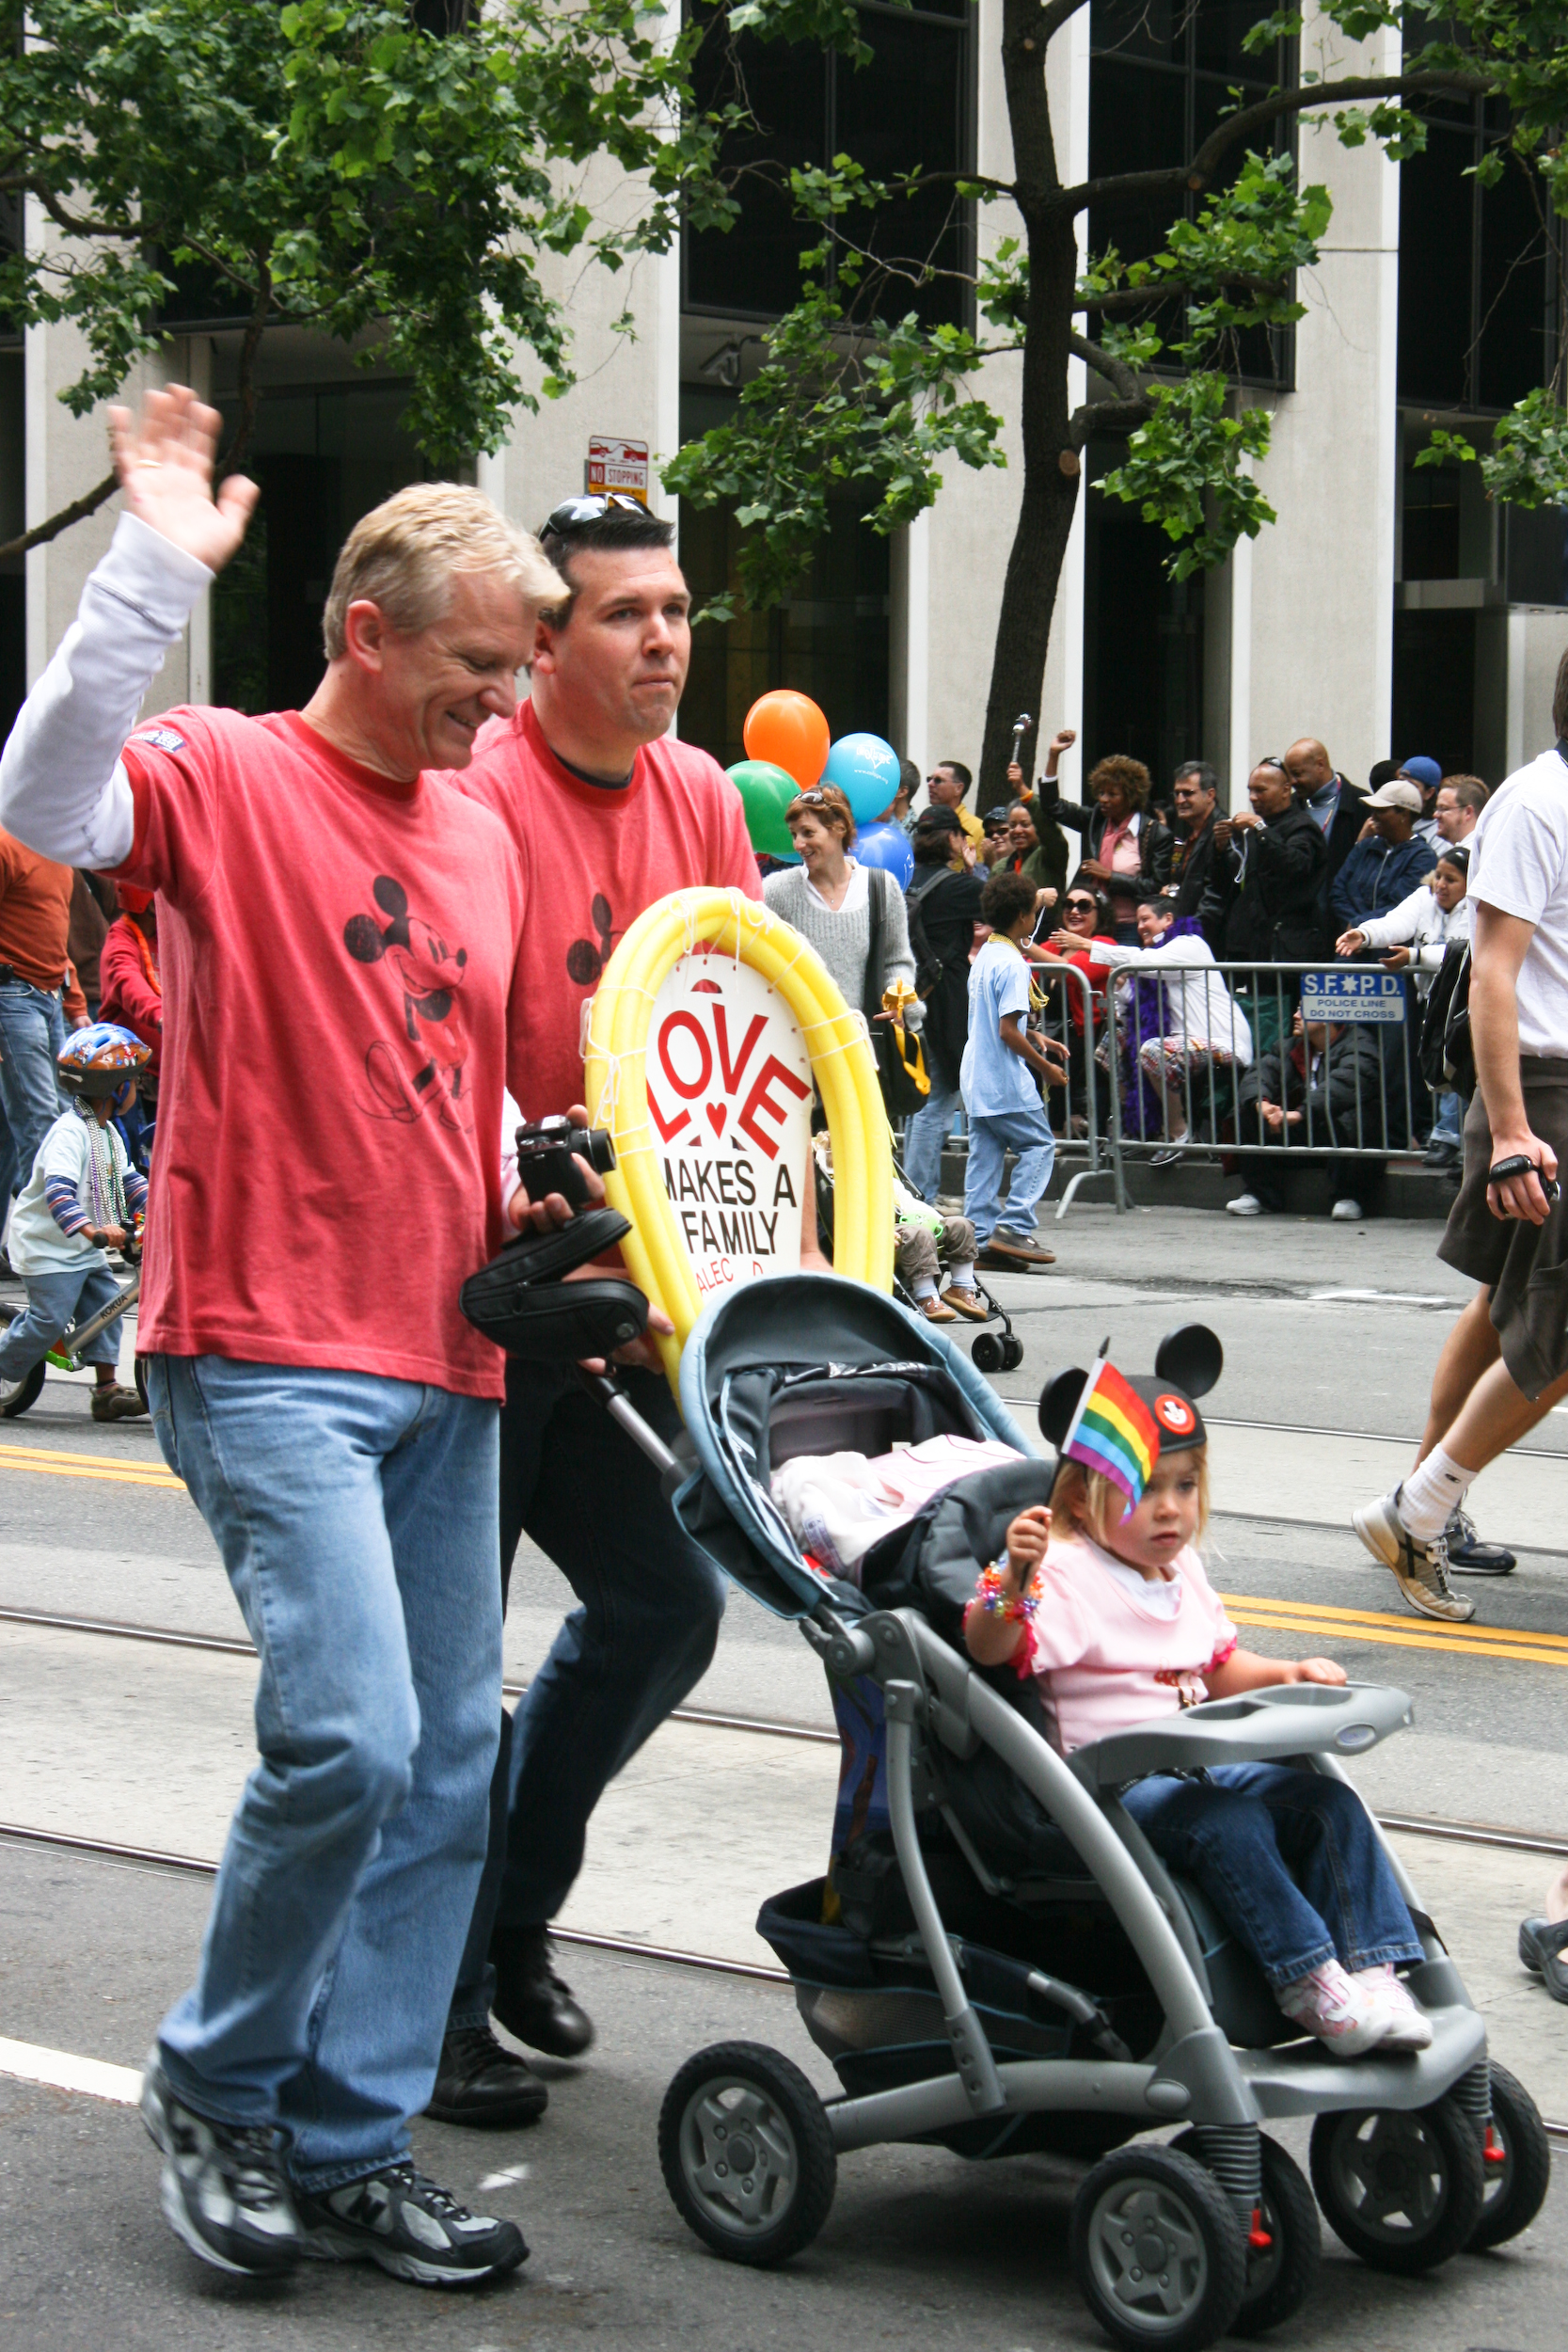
[1438, 1057, 1568, 1401]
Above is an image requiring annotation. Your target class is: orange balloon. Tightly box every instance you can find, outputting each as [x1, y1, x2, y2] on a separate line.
[742, 691, 831, 792]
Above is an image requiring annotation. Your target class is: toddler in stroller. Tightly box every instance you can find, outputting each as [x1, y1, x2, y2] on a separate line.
[648, 1275, 1546, 2352]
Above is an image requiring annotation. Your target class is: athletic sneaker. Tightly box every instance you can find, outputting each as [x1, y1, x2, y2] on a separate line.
[1330, 1199, 1364, 1221]
[1226, 1192, 1263, 1216]
[1352, 1487, 1476, 1622]
[1354, 1964, 1433, 2051]
[140, 2051, 301, 2277]
[1275, 1959, 1391, 2057]
[1444, 1506, 1516, 1575]
[293, 2161, 528, 2287]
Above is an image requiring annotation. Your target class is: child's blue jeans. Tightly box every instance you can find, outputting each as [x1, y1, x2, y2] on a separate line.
[1120, 1762, 1422, 1990]
[963, 1102, 1056, 1246]
[0, 1263, 123, 1376]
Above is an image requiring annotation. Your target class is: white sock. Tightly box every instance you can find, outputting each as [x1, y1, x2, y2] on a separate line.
[947, 1266, 977, 1293]
[1399, 1443, 1477, 1541]
[911, 1277, 939, 1302]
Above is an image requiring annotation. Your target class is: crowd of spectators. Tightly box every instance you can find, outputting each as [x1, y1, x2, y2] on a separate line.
[759, 729, 1497, 1236]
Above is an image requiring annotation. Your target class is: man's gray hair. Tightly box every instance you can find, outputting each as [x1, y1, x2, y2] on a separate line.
[323, 483, 561, 660]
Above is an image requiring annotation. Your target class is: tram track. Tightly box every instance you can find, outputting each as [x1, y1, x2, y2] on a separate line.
[4, 1817, 1566, 2145]
[5, 1599, 1567, 1859]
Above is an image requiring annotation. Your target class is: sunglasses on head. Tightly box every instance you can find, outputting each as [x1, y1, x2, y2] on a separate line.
[790, 788, 832, 809]
[538, 491, 647, 539]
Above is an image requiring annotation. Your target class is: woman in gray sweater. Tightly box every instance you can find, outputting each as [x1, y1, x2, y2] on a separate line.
[762, 784, 919, 1025]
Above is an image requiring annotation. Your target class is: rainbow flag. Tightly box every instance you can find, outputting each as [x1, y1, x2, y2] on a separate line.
[1063, 1354, 1161, 1516]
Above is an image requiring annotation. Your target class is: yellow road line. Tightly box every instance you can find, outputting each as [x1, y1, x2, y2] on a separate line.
[1228, 1609, 1568, 1668]
[1222, 1591, 1568, 1652]
[0, 1443, 182, 1491]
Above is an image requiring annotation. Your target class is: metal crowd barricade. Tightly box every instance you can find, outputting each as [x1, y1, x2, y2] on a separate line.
[1024, 954, 1131, 1217]
[1100, 957, 1423, 1196]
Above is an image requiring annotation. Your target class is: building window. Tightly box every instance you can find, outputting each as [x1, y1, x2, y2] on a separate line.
[684, 0, 974, 334]
[677, 388, 890, 768]
[1398, 96, 1563, 412]
[212, 380, 453, 713]
[1087, 1, 1296, 391]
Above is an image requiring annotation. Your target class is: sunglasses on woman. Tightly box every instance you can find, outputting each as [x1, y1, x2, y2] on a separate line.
[1065, 897, 1098, 914]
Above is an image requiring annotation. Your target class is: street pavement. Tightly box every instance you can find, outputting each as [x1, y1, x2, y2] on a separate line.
[0, 1208, 1564, 2346]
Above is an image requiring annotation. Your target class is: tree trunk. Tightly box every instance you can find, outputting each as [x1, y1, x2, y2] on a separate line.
[976, 19, 1081, 814]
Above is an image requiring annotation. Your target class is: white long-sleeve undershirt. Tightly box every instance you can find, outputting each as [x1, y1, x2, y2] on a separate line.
[0, 512, 214, 870]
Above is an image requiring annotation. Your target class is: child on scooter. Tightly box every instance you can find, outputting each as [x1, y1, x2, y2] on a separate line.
[0, 1024, 150, 1421]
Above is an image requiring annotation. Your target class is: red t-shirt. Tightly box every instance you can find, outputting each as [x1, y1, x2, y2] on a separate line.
[116, 707, 527, 1398]
[455, 699, 761, 1120]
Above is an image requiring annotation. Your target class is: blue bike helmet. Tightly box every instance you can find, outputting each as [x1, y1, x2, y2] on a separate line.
[58, 1022, 150, 1113]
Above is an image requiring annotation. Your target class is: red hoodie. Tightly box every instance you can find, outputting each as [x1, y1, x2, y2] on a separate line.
[98, 914, 163, 1070]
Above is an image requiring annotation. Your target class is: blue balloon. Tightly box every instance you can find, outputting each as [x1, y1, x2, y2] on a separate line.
[824, 731, 904, 827]
[855, 821, 914, 889]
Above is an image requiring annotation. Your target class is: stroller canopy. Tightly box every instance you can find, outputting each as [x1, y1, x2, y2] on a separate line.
[674, 1274, 1037, 1618]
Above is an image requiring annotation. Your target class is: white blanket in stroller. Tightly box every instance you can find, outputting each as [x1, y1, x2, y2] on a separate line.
[771, 1435, 1021, 1579]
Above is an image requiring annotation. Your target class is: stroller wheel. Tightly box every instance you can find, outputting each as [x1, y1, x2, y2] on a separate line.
[1071, 2143, 1246, 2352]
[1465, 2060, 1551, 2249]
[0, 1361, 46, 1419]
[999, 1335, 1025, 1372]
[1174, 2130, 1319, 2336]
[658, 2041, 835, 2267]
[971, 1331, 1004, 1374]
[1309, 2092, 1485, 2273]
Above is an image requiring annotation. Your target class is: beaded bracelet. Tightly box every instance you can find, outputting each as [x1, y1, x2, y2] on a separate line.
[974, 1560, 1040, 1624]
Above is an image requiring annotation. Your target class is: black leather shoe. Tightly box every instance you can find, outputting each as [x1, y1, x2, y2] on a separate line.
[1445, 1506, 1516, 1575]
[490, 1925, 594, 2058]
[424, 2023, 548, 2128]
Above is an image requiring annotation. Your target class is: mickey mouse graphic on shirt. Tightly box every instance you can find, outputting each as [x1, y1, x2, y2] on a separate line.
[342, 875, 473, 1131]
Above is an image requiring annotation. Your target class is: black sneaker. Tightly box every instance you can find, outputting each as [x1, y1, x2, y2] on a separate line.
[425, 2022, 549, 2128]
[1444, 1506, 1516, 1575]
[293, 2161, 528, 2287]
[140, 2051, 301, 2278]
[491, 1924, 594, 2058]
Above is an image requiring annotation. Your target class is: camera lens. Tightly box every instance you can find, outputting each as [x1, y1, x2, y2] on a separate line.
[582, 1126, 618, 1175]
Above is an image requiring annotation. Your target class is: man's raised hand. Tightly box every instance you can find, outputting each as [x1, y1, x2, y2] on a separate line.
[109, 386, 258, 576]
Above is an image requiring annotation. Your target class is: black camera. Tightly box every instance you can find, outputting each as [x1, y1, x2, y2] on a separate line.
[514, 1115, 617, 1212]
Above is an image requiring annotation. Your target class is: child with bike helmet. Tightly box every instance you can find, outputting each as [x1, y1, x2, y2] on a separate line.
[0, 1023, 150, 1421]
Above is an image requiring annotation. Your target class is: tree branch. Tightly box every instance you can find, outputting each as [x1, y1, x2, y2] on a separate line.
[1067, 327, 1153, 448]
[1051, 68, 1493, 216]
[0, 470, 119, 564]
[1078, 271, 1282, 313]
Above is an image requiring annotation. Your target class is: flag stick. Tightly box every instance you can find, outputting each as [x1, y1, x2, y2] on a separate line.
[1053, 1335, 1109, 1466]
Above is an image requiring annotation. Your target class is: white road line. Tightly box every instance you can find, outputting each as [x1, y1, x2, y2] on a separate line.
[0, 2034, 142, 2105]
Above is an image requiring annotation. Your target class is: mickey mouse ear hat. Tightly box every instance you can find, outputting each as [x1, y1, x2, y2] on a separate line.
[1038, 1323, 1223, 1457]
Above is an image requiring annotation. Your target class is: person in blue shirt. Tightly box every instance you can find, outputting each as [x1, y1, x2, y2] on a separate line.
[1329, 780, 1437, 928]
[960, 870, 1069, 1269]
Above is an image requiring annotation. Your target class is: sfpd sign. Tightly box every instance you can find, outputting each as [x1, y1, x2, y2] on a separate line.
[645, 950, 812, 1300]
[1300, 969, 1407, 1024]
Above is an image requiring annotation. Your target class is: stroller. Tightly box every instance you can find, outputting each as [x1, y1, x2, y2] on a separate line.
[640, 1276, 1544, 2352]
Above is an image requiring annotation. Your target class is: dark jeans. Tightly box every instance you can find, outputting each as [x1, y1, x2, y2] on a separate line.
[1121, 1763, 1421, 1990]
[0, 978, 67, 1200]
[1236, 1108, 1384, 1213]
[448, 1359, 728, 2027]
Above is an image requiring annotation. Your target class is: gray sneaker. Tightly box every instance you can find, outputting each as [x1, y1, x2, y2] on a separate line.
[1352, 1489, 1476, 1622]
[140, 2051, 301, 2277]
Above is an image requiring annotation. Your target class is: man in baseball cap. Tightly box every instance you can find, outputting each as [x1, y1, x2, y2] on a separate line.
[1399, 755, 1443, 844]
[1331, 778, 1437, 930]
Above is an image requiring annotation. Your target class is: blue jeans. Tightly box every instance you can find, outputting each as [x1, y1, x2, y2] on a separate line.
[1432, 1089, 1465, 1145]
[1121, 1763, 1422, 1990]
[0, 1262, 123, 1375]
[449, 1359, 727, 2027]
[146, 1356, 501, 2189]
[0, 978, 68, 1200]
[903, 1081, 961, 1201]
[963, 1101, 1056, 1245]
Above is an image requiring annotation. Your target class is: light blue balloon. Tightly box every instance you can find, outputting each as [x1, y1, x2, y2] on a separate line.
[824, 731, 903, 827]
[855, 821, 914, 889]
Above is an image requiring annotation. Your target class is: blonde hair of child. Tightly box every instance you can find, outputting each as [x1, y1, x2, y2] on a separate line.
[1048, 1450, 1211, 1551]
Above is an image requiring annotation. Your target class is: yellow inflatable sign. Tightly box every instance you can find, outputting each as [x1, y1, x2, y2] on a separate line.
[585, 888, 894, 1386]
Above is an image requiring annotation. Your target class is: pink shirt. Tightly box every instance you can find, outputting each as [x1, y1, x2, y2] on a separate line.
[1021, 1532, 1237, 1755]
[116, 709, 527, 1399]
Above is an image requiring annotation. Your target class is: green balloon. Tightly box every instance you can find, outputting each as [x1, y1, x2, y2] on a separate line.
[727, 759, 800, 860]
